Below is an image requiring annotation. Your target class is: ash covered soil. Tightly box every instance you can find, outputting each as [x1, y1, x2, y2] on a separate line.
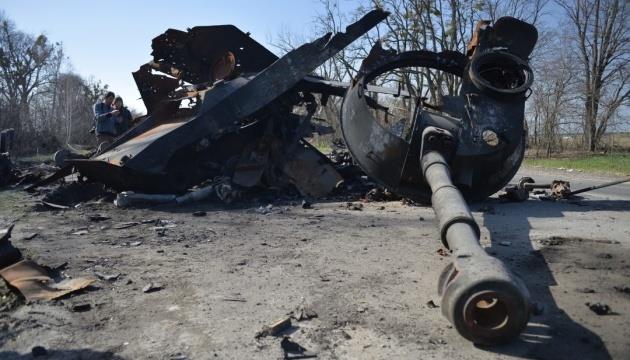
[1, 169, 630, 359]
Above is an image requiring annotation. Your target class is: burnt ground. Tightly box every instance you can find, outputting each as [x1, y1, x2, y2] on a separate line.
[0, 168, 629, 359]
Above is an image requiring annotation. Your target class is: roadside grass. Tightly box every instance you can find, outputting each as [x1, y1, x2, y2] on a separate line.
[524, 153, 630, 176]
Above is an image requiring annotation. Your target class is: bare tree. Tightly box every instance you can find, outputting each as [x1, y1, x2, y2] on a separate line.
[0, 13, 111, 154]
[529, 30, 578, 156]
[0, 14, 64, 152]
[558, 0, 630, 151]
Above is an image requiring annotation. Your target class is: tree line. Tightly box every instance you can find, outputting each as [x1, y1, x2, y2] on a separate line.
[274, 0, 629, 155]
[0, 12, 108, 155]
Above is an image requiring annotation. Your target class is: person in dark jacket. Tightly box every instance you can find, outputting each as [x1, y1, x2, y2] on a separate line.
[93, 91, 118, 152]
[112, 96, 133, 135]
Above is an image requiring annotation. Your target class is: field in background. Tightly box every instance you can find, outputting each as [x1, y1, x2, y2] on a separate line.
[524, 153, 630, 176]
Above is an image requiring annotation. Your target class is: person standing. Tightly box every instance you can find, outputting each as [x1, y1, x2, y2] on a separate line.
[93, 91, 118, 152]
[112, 96, 133, 135]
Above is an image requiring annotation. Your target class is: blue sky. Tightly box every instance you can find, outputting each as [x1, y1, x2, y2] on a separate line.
[1, 0, 358, 112]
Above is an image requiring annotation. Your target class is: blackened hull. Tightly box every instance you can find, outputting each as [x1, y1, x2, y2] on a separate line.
[69, 119, 266, 193]
[340, 51, 467, 201]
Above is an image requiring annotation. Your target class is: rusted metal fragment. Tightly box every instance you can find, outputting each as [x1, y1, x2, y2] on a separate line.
[0, 225, 95, 300]
[132, 64, 181, 114]
[283, 142, 343, 198]
[0, 260, 95, 301]
[255, 317, 292, 338]
[550, 180, 571, 198]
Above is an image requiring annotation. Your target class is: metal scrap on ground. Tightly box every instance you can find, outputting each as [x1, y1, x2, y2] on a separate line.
[0, 225, 95, 301]
[500, 176, 630, 202]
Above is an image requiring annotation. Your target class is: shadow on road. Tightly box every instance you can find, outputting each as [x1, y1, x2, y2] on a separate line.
[478, 198, 630, 360]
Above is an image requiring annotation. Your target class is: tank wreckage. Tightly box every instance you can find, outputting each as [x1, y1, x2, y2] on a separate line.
[32, 10, 541, 345]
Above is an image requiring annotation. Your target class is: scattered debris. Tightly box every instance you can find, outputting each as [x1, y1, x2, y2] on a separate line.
[220, 296, 246, 302]
[115, 192, 176, 208]
[426, 300, 439, 309]
[114, 222, 140, 229]
[71, 302, 92, 312]
[539, 237, 565, 246]
[436, 248, 450, 257]
[345, 202, 363, 211]
[88, 214, 110, 222]
[256, 204, 274, 215]
[291, 299, 318, 321]
[613, 286, 630, 294]
[142, 282, 163, 293]
[501, 176, 630, 202]
[255, 317, 292, 338]
[94, 272, 120, 281]
[0, 259, 95, 301]
[22, 232, 38, 240]
[40, 182, 113, 208]
[429, 338, 448, 345]
[576, 288, 596, 294]
[281, 337, 317, 359]
[585, 302, 612, 316]
[52, 262, 68, 271]
[41, 201, 70, 210]
[365, 187, 401, 202]
[301, 200, 312, 209]
[499, 241, 512, 247]
[192, 211, 207, 217]
[72, 230, 88, 236]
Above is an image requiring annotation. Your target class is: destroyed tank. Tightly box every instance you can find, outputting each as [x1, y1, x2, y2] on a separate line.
[39, 10, 391, 198]
[35, 11, 539, 346]
[340, 17, 538, 344]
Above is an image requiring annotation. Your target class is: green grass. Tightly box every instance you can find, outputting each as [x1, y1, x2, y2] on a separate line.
[524, 153, 630, 176]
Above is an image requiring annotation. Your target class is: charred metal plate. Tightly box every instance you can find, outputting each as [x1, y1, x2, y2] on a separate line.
[283, 142, 343, 198]
[340, 51, 465, 200]
[151, 25, 279, 84]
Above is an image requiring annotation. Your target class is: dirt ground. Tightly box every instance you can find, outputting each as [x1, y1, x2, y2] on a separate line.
[1, 167, 629, 359]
